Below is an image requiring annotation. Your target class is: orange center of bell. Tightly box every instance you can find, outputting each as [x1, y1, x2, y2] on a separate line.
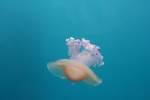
[64, 65, 87, 82]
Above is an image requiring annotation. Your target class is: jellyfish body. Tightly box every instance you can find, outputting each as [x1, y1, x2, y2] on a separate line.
[47, 37, 104, 86]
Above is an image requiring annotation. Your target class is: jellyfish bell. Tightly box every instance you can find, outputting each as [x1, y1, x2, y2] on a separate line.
[48, 59, 102, 86]
[47, 37, 104, 86]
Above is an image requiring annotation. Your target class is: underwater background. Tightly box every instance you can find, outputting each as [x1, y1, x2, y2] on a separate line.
[0, 0, 150, 100]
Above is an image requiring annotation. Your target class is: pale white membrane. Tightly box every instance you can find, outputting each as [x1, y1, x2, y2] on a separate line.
[47, 60, 67, 79]
[47, 59, 102, 86]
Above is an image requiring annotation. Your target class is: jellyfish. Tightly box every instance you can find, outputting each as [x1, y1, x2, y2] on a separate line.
[47, 37, 104, 86]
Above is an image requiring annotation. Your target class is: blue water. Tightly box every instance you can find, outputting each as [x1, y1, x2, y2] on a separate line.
[0, 0, 150, 100]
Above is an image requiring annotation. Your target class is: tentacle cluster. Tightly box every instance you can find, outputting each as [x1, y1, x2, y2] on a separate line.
[66, 37, 104, 67]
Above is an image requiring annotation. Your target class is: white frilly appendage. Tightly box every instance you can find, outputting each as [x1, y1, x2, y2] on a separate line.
[66, 37, 104, 67]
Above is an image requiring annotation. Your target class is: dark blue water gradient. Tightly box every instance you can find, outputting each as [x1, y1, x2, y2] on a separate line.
[0, 0, 150, 100]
